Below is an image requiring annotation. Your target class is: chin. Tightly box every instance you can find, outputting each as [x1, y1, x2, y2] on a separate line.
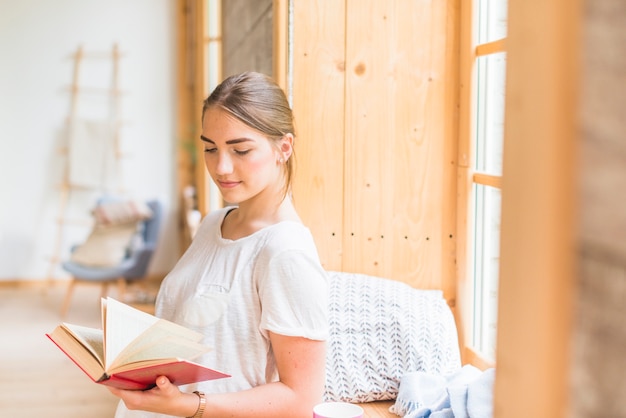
[219, 191, 246, 205]
[220, 186, 267, 205]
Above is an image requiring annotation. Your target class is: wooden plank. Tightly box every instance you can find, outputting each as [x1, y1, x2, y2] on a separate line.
[463, 346, 496, 370]
[193, 0, 212, 216]
[343, 0, 457, 292]
[176, 0, 212, 236]
[473, 172, 503, 188]
[176, 0, 194, 200]
[493, 0, 580, 416]
[359, 401, 395, 418]
[272, 0, 289, 90]
[291, 0, 346, 272]
[455, 0, 476, 362]
[476, 38, 506, 56]
[440, 0, 461, 303]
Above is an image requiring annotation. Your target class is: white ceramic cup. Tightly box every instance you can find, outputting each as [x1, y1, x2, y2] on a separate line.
[312, 402, 364, 418]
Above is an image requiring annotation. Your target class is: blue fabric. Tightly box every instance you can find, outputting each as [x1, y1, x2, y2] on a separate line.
[430, 410, 455, 418]
[391, 365, 495, 418]
[466, 368, 495, 418]
[447, 384, 469, 418]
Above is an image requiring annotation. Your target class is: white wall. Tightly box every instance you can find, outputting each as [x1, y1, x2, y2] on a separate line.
[0, 0, 180, 280]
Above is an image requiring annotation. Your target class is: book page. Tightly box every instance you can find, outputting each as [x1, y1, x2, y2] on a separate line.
[101, 297, 107, 335]
[107, 319, 209, 372]
[46, 325, 105, 381]
[151, 318, 205, 342]
[62, 323, 105, 367]
[104, 297, 159, 370]
[109, 335, 211, 374]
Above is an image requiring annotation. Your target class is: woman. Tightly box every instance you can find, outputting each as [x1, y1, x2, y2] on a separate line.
[109, 72, 329, 417]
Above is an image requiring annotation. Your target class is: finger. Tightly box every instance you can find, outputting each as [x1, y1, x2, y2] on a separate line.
[155, 375, 171, 389]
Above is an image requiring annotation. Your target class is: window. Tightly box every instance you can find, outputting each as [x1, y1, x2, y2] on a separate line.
[463, 0, 508, 363]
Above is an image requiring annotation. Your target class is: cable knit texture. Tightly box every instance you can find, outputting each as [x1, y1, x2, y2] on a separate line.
[323, 271, 461, 403]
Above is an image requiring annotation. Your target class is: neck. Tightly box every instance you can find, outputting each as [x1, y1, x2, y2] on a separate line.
[236, 194, 299, 224]
[221, 196, 300, 240]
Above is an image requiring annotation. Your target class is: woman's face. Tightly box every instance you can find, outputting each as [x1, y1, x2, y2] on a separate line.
[201, 107, 284, 205]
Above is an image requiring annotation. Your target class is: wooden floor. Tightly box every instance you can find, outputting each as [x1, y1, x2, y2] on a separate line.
[359, 400, 396, 417]
[0, 282, 119, 417]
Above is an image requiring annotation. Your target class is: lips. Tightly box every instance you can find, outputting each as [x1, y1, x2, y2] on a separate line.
[217, 180, 240, 189]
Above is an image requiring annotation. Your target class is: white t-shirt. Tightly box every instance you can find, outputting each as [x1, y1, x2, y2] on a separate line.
[115, 207, 329, 418]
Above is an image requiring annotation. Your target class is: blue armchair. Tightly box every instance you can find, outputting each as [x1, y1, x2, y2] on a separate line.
[60, 199, 162, 317]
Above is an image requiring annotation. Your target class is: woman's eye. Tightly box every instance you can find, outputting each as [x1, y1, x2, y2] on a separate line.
[204, 147, 217, 153]
[234, 149, 251, 156]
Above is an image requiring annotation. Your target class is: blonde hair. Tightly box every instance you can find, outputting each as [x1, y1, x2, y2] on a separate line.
[202, 72, 295, 199]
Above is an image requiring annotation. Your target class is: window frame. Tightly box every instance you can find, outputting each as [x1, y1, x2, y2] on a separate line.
[457, 0, 507, 368]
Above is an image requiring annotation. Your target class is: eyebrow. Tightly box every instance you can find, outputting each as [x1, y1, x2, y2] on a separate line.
[200, 135, 254, 145]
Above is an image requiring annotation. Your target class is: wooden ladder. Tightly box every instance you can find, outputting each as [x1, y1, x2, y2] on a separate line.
[46, 43, 127, 287]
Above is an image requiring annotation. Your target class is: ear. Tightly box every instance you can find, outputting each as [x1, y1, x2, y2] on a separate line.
[279, 134, 294, 161]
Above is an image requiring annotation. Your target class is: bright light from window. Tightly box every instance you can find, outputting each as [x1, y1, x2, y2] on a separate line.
[471, 0, 508, 362]
[476, 52, 506, 176]
[473, 184, 501, 360]
[477, 0, 508, 44]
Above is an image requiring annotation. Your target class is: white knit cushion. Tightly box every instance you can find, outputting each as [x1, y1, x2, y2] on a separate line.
[324, 271, 461, 403]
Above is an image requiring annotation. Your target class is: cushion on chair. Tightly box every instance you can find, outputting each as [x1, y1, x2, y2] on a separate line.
[69, 222, 140, 267]
[69, 199, 155, 268]
[323, 271, 461, 404]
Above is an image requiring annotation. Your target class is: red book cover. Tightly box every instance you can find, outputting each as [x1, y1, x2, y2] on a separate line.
[100, 360, 231, 390]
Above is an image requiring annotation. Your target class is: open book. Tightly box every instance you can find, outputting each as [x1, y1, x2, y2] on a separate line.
[46, 297, 229, 390]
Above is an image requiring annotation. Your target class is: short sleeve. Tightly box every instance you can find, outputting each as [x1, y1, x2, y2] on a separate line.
[257, 250, 329, 341]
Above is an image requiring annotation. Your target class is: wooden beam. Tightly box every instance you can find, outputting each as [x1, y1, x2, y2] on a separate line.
[455, 0, 476, 365]
[193, 0, 210, 215]
[272, 0, 289, 91]
[473, 173, 502, 189]
[463, 346, 496, 371]
[493, 0, 581, 416]
[476, 38, 506, 56]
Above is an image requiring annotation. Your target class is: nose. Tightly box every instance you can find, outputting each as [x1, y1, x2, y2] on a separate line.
[214, 151, 234, 175]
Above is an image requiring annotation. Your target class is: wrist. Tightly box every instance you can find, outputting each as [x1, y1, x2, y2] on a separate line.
[186, 391, 206, 418]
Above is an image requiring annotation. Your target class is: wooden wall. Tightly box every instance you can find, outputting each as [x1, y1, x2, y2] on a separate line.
[290, 0, 459, 299]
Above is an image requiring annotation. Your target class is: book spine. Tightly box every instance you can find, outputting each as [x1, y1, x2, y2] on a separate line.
[100, 374, 154, 390]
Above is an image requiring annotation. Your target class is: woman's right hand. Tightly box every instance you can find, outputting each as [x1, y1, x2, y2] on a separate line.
[107, 376, 201, 417]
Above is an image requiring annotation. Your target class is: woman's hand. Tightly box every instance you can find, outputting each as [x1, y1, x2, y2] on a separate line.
[108, 333, 326, 418]
[107, 376, 200, 417]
